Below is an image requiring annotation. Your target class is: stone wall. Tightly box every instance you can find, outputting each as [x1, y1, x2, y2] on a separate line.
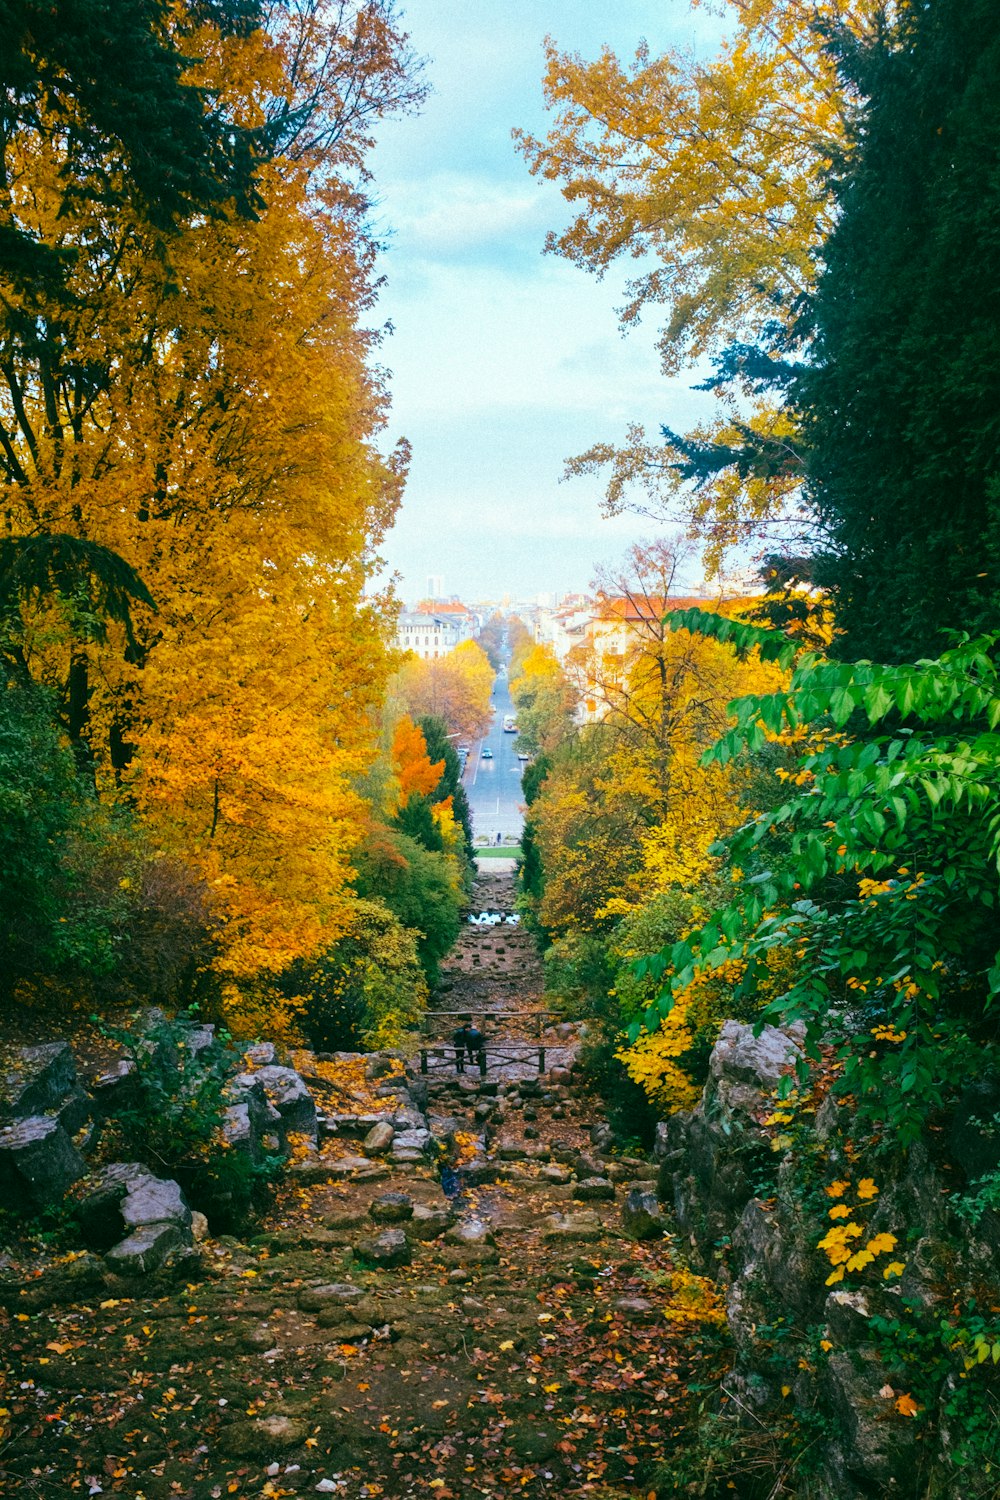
[658, 1020, 1000, 1497]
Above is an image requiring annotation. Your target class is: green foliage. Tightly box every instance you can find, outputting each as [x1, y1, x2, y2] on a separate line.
[419, 713, 475, 858]
[103, 1008, 280, 1229]
[354, 827, 462, 987]
[278, 897, 426, 1051]
[0, 533, 156, 662]
[637, 620, 1000, 1145]
[392, 791, 445, 852]
[0, 676, 219, 1008]
[799, 0, 1000, 662]
[1, 0, 265, 296]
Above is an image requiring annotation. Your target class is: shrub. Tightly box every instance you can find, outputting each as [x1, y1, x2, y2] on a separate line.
[274, 897, 426, 1052]
[102, 1008, 281, 1230]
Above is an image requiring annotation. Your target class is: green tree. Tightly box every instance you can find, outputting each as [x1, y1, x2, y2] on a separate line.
[419, 713, 474, 857]
[354, 827, 462, 986]
[798, 0, 1000, 662]
[0, 0, 265, 296]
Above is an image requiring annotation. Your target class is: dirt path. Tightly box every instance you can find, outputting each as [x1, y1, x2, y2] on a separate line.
[1, 877, 721, 1499]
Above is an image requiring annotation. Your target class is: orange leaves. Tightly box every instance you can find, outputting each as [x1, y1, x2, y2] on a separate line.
[392, 715, 445, 804]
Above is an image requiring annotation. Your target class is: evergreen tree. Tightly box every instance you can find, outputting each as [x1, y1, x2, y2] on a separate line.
[800, 0, 1000, 661]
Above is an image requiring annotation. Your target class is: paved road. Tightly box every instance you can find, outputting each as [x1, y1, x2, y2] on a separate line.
[463, 661, 526, 845]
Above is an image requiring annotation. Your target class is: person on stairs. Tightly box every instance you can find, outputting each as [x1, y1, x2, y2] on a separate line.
[452, 1017, 486, 1073]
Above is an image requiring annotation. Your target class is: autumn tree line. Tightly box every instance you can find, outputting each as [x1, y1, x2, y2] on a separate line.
[514, 0, 1000, 1162]
[0, 0, 501, 1049]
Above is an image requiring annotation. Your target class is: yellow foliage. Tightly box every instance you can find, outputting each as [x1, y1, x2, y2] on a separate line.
[2, 11, 418, 983]
[394, 640, 494, 743]
[659, 1267, 727, 1328]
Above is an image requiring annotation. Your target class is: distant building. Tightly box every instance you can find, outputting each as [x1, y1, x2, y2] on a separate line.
[426, 574, 444, 600]
[396, 611, 460, 660]
[414, 597, 480, 645]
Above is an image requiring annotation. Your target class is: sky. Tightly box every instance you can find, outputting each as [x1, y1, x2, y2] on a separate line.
[369, 0, 728, 606]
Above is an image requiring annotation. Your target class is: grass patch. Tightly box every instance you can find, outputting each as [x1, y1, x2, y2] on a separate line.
[475, 846, 522, 860]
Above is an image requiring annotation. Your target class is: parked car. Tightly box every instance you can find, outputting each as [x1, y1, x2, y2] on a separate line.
[481, 748, 493, 759]
[517, 751, 530, 762]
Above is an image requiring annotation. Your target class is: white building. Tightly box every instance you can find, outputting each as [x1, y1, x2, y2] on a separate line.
[396, 611, 460, 660]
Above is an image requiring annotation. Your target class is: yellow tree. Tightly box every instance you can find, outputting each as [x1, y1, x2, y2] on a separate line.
[528, 542, 789, 933]
[1, 4, 425, 982]
[395, 639, 494, 742]
[509, 643, 577, 755]
[514, 0, 882, 569]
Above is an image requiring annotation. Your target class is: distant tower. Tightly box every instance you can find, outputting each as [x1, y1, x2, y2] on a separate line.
[427, 574, 444, 601]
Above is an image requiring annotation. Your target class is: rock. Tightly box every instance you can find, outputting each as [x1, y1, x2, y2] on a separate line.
[621, 1187, 665, 1239]
[392, 1128, 432, 1154]
[316, 1309, 370, 1337]
[298, 1282, 365, 1313]
[325, 1154, 382, 1178]
[356, 1228, 411, 1268]
[218, 1414, 307, 1458]
[554, 1022, 575, 1041]
[190, 1211, 209, 1241]
[497, 1142, 526, 1161]
[548, 1066, 572, 1085]
[445, 1217, 495, 1247]
[105, 1221, 185, 1274]
[89, 1058, 139, 1114]
[244, 1042, 276, 1067]
[613, 1296, 657, 1321]
[253, 1065, 317, 1138]
[366, 1052, 404, 1081]
[72, 1162, 150, 1247]
[392, 1105, 426, 1131]
[573, 1152, 605, 1179]
[0, 1042, 77, 1121]
[551, 1105, 565, 1120]
[427, 1114, 460, 1146]
[825, 1348, 920, 1486]
[709, 1020, 803, 1112]
[363, 1121, 395, 1156]
[0, 1115, 85, 1204]
[325, 1112, 387, 1138]
[824, 1289, 873, 1343]
[369, 1191, 414, 1224]
[543, 1212, 603, 1243]
[573, 1177, 615, 1202]
[653, 1121, 671, 1162]
[56, 1087, 92, 1136]
[541, 1164, 572, 1185]
[589, 1121, 616, 1152]
[121, 1175, 191, 1232]
[408, 1204, 452, 1240]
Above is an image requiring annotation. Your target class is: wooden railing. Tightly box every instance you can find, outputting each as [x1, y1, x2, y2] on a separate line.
[418, 1040, 549, 1076]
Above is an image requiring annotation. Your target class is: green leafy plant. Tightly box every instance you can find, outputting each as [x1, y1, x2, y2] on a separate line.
[634, 615, 1000, 1144]
[102, 1008, 281, 1229]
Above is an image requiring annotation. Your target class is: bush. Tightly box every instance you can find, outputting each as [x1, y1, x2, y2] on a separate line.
[102, 1008, 281, 1231]
[275, 897, 426, 1051]
[354, 826, 462, 986]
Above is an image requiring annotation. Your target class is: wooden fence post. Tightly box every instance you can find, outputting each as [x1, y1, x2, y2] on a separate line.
[538, 1047, 545, 1074]
[420, 1048, 428, 1075]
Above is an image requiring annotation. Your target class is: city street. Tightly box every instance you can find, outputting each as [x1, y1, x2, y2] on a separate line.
[463, 661, 525, 845]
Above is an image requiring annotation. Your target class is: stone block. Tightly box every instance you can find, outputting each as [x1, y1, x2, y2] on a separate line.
[621, 1186, 665, 1239]
[105, 1221, 185, 1275]
[0, 1115, 85, 1204]
[0, 1042, 77, 1121]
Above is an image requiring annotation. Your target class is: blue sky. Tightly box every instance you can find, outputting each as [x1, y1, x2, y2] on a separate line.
[370, 1, 726, 604]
